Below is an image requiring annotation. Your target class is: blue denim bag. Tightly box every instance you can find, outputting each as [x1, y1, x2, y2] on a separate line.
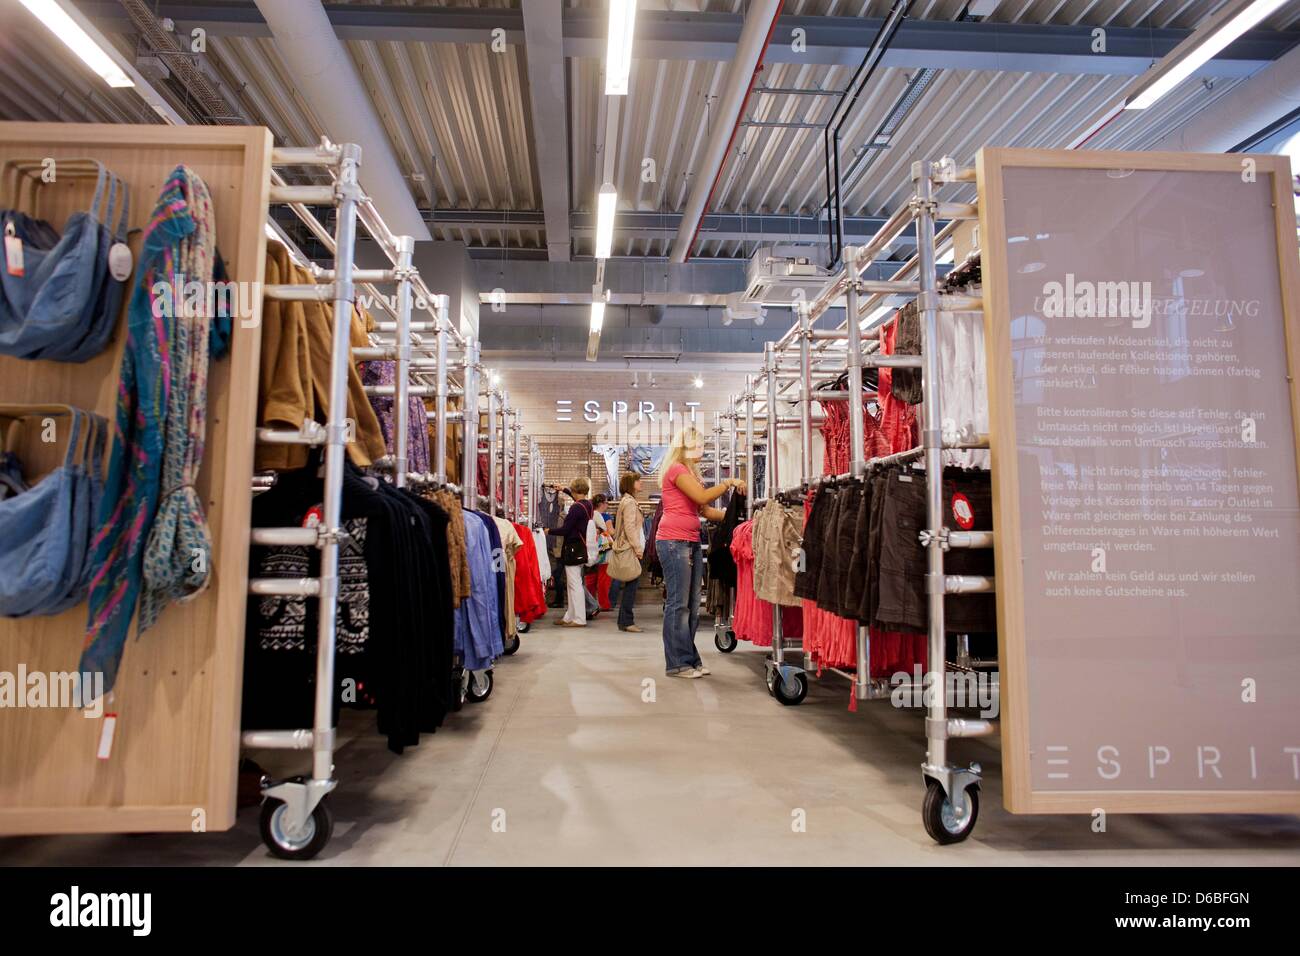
[0, 162, 131, 362]
[0, 406, 106, 617]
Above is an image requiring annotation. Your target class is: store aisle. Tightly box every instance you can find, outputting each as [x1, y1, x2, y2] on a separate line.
[2, 609, 1298, 866]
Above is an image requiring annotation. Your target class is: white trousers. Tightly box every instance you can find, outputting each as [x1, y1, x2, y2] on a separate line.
[563, 564, 587, 625]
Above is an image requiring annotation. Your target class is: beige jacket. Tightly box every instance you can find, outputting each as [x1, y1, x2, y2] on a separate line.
[257, 242, 387, 471]
[752, 503, 802, 607]
[614, 493, 644, 554]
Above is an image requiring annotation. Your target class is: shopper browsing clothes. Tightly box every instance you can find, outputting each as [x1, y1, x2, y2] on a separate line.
[607, 472, 646, 632]
[549, 477, 596, 627]
[584, 493, 613, 619]
[656, 427, 746, 677]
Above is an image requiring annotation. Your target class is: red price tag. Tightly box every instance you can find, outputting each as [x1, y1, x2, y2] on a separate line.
[952, 492, 975, 530]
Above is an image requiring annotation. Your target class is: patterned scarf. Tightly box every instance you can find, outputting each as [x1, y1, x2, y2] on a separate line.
[81, 166, 228, 694]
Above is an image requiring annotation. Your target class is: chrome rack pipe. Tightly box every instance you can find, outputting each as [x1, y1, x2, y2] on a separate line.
[265, 284, 335, 302]
[271, 143, 343, 166]
[364, 385, 432, 397]
[257, 423, 326, 446]
[270, 184, 337, 205]
[251, 527, 321, 547]
[461, 340, 480, 510]
[393, 235, 415, 489]
[798, 303, 812, 486]
[434, 304, 450, 483]
[744, 377, 755, 519]
[914, 159, 950, 788]
[712, 412, 723, 485]
[728, 400, 739, 486]
[763, 343, 784, 668]
[486, 384, 499, 517]
[845, 246, 866, 479]
[241, 729, 314, 750]
[249, 577, 322, 597]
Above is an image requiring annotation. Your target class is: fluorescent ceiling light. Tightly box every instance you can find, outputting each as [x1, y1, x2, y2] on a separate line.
[18, 0, 133, 88]
[605, 0, 637, 96]
[595, 183, 618, 259]
[590, 300, 606, 333]
[1125, 0, 1287, 110]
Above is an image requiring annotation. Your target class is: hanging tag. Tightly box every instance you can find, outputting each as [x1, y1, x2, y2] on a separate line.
[302, 504, 324, 529]
[952, 492, 975, 530]
[96, 712, 118, 760]
[4, 226, 23, 277]
[108, 242, 134, 282]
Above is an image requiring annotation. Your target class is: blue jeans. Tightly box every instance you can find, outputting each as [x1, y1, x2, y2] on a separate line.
[658, 539, 703, 673]
[608, 574, 640, 629]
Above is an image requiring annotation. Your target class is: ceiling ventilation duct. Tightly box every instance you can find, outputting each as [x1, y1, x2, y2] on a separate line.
[252, 0, 431, 240]
[742, 244, 832, 307]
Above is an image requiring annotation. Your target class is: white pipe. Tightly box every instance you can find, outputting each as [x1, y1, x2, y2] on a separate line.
[1147, 41, 1300, 153]
[667, 0, 782, 262]
[253, 0, 431, 241]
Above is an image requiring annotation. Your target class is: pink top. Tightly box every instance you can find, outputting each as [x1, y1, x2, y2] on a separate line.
[657, 462, 703, 541]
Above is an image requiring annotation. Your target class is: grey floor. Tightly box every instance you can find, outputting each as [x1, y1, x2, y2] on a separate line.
[3, 606, 1298, 866]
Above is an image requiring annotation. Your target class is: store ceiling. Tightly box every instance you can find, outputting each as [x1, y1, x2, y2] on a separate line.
[4, 0, 1299, 273]
[2, 0, 1300, 325]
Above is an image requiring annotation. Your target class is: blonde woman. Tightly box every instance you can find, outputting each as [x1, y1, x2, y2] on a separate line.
[656, 426, 746, 677]
[548, 476, 595, 627]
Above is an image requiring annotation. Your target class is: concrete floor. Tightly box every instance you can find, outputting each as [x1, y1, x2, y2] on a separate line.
[3, 607, 1298, 866]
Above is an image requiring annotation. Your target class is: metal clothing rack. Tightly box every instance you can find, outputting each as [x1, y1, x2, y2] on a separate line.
[243, 139, 365, 861]
[241, 138, 541, 858]
[719, 157, 997, 844]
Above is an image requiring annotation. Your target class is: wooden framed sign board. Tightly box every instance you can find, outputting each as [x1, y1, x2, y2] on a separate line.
[977, 147, 1300, 815]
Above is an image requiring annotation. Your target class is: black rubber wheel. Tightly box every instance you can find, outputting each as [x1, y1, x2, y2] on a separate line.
[259, 796, 333, 861]
[503, 633, 521, 655]
[765, 666, 777, 696]
[772, 671, 808, 706]
[714, 629, 737, 653]
[450, 667, 466, 712]
[466, 669, 494, 703]
[921, 780, 979, 845]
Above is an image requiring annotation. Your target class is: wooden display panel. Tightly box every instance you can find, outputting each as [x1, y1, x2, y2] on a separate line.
[0, 123, 271, 834]
[978, 146, 1300, 815]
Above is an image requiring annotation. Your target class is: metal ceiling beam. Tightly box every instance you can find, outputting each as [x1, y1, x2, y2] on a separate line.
[82, 4, 1299, 77]
[522, 0, 571, 261]
[429, 209, 890, 244]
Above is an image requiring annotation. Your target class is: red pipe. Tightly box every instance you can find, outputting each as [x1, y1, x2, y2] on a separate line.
[683, 0, 786, 262]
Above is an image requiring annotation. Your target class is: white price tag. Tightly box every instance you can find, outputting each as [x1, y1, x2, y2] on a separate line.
[4, 231, 23, 277]
[96, 713, 118, 760]
[108, 242, 133, 282]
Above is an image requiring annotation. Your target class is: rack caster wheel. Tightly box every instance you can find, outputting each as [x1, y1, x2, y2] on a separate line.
[503, 634, 521, 655]
[259, 796, 333, 861]
[466, 669, 494, 703]
[921, 780, 979, 845]
[714, 630, 737, 653]
[765, 667, 777, 696]
[773, 671, 807, 706]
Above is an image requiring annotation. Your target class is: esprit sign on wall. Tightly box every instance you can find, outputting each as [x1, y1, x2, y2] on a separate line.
[555, 399, 702, 424]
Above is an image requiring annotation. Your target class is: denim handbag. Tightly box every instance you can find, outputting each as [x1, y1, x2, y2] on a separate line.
[0, 161, 130, 362]
[0, 406, 105, 617]
[40, 412, 107, 616]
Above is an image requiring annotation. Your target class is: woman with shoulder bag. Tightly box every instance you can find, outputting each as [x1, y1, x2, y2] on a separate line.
[548, 477, 595, 627]
[607, 472, 646, 632]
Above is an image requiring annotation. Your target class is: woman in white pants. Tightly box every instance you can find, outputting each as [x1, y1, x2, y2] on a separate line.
[549, 477, 595, 627]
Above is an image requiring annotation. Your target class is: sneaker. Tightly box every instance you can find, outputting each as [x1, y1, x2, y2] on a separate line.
[668, 667, 703, 679]
[695, 663, 711, 676]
